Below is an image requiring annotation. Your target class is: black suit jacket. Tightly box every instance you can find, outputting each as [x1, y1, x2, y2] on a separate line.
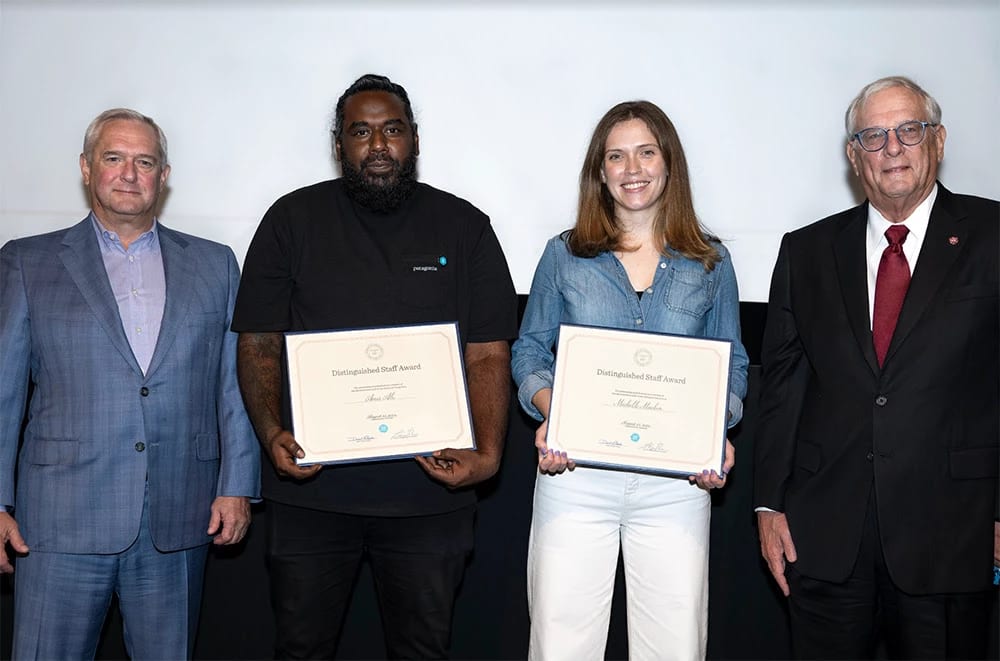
[754, 184, 998, 594]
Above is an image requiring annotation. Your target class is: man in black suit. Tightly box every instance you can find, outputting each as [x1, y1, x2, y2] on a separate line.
[754, 76, 999, 659]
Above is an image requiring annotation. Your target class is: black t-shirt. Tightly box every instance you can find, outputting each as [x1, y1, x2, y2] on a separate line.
[232, 179, 517, 515]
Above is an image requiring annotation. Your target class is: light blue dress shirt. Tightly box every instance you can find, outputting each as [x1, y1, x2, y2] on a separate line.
[512, 232, 749, 427]
[91, 215, 166, 374]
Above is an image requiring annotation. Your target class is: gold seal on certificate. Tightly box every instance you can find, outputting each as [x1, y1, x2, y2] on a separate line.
[285, 322, 474, 465]
[547, 324, 732, 476]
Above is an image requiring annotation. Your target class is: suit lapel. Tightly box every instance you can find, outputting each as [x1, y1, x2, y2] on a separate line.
[833, 204, 880, 375]
[884, 186, 965, 365]
[59, 218, 143, 375]
[146, 224, 194, 377]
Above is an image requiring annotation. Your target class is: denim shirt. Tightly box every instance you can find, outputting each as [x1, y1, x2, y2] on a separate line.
[512, 233, 749, 426]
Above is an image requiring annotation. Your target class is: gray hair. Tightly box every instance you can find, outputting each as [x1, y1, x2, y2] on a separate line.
[82, 108, 169, 165]
[844, 76, 942, 137]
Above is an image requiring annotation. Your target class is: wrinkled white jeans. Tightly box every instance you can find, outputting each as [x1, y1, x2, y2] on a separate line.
[527, 466, 710, 661]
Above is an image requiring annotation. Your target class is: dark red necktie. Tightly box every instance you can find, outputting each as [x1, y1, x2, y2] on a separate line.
[872, 224, 910, 367]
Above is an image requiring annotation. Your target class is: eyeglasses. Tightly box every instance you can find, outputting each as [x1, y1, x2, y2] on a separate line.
[852, 120, 937, 152]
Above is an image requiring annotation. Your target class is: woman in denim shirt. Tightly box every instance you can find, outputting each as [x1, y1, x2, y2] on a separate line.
[511, 101, 749, 661]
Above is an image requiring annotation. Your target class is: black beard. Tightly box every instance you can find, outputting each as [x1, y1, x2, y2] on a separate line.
[341, 153, 418, 213]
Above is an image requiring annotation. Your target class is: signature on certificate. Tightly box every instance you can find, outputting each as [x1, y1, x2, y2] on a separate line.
[612, 398, 664, 412]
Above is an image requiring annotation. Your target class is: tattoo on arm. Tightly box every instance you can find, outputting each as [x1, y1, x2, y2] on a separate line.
[237, 332, 285, 445]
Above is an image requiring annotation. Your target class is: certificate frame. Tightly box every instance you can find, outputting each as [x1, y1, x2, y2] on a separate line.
[546, 323, 732, 478]
[285, 322, 474, 466]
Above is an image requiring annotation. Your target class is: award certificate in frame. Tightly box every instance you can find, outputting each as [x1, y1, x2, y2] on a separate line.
[546, 324, 732, 477]
[285, 322, 474, 466]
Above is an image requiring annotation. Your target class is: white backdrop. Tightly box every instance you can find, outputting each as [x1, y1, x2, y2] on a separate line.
[1, 0, 997, 300]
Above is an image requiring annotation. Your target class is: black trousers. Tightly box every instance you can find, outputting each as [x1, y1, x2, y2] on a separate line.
[266, 500, 475, 660]
[786, 492, 992, 660]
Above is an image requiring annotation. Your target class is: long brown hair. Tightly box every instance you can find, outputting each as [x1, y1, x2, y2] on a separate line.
[568, 100, 720, 271]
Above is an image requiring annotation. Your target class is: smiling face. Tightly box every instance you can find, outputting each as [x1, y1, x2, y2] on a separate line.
[80, 118, 169, 234]
[601, 118, 668, 225]
[846, 85, 945, 221]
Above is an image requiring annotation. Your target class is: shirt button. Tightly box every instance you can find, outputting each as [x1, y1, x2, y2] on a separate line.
[635, 318, 643, 325]
[645, 287, 653, 294]
[135, 327, 142, 334]
[131, 289, 138, 296]
[875, 395, 887, 407]
[128, 255, 135, 263]
[659, 262, 666, 269]
[866, 451, 874, 461]
[135, 442, 146, 452]
[140, 387, 149, 397]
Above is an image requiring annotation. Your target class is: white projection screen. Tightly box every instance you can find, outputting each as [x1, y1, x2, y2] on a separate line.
[1, 0, 997, 301]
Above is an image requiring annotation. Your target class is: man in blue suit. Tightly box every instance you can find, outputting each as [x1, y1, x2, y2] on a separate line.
[0, 108, 260, 659]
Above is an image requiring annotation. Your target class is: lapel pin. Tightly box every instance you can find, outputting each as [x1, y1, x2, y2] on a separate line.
[948, 236, 959, 245]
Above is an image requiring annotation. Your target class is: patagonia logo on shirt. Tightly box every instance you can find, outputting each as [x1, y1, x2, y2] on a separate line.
[404, 254, 448, 272]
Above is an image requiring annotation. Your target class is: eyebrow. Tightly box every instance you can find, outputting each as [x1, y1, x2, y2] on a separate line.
[347, 118, 407, 131]
[605, 143, 658, 153]
[101, 150, 159, 162]
[858, 119, 923, 131]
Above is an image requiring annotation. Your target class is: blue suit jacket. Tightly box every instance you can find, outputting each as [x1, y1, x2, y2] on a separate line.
[0, 217, 260, 553]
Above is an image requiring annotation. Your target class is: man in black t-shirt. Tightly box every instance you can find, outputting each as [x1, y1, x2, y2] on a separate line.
[232, 74, 517, 659]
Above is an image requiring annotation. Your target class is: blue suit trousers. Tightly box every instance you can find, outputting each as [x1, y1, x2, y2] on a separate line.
[12, 491, 208, 660]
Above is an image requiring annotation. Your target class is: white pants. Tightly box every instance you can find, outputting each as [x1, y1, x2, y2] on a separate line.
[527, 466, 710, 661]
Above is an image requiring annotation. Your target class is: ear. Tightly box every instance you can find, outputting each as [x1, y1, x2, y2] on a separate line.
[933, 124, 946, 162]
[334, 139, 342, 162]
[80, 153, 91, 184]
[845, 141, 860, 177]
[159, 163, 171, 188]
[413, 132, 420, 157]
[599, 168, 607, 183]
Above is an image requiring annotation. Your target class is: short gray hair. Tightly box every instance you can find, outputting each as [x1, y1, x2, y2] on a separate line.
[82, 108, 169, 165]
[844, 76, 942, 137]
